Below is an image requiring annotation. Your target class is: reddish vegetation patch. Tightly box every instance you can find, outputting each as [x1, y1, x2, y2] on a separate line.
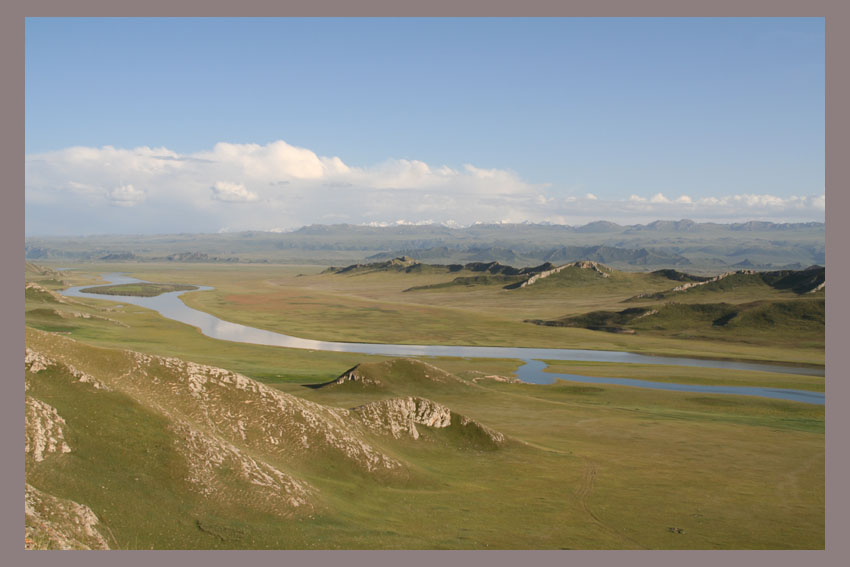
[222, 292, 302, 310]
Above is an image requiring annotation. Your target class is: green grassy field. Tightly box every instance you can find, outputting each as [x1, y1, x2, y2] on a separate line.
[24, 261, 825, 549]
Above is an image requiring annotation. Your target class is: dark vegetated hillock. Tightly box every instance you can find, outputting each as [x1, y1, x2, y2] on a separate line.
[650, 269, 712, 283]
[323, 255, 423, 274]
[626, 266, 824, 302]
[717, 298, 825, 334]
[526, 307, 652, 334]
[759, 266, 825, 294]
[99, 252, 138, 261]
[529, 298, 824, 341]
[404, 274, 526, 292]
[80, 282, 198, 297]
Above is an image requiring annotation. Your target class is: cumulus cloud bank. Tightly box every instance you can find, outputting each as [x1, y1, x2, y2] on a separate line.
[210, 181, 258, 203]
[25, 139, 825, 235]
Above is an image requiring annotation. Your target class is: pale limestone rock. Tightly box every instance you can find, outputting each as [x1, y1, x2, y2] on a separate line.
[25, 397, 71, 462]
[25, 483, 110, 550]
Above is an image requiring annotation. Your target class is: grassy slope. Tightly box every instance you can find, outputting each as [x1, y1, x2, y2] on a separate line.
[293, 358, 825, 549]
[25, 328, 823, 549]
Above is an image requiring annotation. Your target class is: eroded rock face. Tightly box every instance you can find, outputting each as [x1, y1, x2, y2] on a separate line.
[25, 483, 110, 550]
[25, 397, 71, 462]
[354, 397, 452, 440]
[25, 348, 55, 374]
[119, 352, 403, 473]
[352, 396, 506, 447]
[170, 420, 315, 515]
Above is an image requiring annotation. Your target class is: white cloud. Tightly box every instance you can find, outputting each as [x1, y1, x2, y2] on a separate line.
[24, 139, 825, 235]
[108, 184, 146, 207]
[210, 181, 258, 203]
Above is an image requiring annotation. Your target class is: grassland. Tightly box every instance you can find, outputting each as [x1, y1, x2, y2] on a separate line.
[60, 261, 823, 367]
[24, 261, 825, 549]
[25, 328, 824, 549]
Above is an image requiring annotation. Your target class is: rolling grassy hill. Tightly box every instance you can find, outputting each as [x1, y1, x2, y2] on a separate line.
[25, 329, 524, 549]
[25, 327, 824, 549]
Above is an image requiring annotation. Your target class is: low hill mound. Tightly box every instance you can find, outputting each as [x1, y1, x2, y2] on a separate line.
[323, 255, 422, 274]
[315, 359, 470, 392]
[25, 282, 68, 304]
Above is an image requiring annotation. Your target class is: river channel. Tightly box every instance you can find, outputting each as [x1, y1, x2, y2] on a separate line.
[59, 273, 825, 405]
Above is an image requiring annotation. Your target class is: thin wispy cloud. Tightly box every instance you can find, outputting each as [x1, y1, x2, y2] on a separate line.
[25, 139, 825, 235]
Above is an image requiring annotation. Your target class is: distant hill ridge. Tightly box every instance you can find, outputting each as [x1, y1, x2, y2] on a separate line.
[627, 265, 825, 301]
[326, 257, 625, 290]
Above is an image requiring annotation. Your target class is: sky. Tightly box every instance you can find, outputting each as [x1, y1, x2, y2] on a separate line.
[25, 17, 825, 236]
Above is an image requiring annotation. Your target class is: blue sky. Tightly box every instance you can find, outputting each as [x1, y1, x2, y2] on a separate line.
[25, 17, 825, 235]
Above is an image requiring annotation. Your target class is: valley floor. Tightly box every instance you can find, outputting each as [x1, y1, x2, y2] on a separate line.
[24, 262, 825, 549]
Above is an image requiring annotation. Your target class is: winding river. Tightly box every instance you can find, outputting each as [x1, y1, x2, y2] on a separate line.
[59, 273, 825, 405]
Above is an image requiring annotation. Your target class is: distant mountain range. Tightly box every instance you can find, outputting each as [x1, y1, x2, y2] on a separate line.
[24, 219, 824, 273]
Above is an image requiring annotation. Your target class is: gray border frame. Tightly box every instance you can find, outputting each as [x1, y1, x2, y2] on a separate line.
[7, 3, 844, 566]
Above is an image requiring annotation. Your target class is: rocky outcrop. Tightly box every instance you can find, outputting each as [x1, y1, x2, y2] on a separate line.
[353, 397, 452, 440]
[121, 352, 404, 473]
[170, 420, 315, 515]
[516, 264, 571, 288]
[25, 484, 111, 550]
[515, 261, 611, 288]
[353, 396, 506, 447]
[25, 330, 406, 476]
[469, 373, 520, 384]
[25, 397, 71, 462]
